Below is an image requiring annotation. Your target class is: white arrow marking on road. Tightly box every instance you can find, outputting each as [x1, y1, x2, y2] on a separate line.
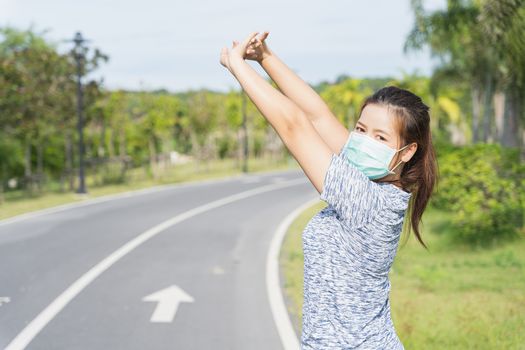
[0, 296, 11, 307]
[142, 285, 194, 323]
[5, 177, 306, 350]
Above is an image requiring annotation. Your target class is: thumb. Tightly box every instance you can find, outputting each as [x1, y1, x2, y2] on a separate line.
[243, 31, 259, 47]
[261, 31, 269, 41]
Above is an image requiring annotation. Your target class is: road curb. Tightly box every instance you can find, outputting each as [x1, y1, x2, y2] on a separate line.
[266, 197, 320, 350]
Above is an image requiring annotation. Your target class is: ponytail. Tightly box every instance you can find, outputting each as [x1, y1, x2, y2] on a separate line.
[358, 86, 439, 249]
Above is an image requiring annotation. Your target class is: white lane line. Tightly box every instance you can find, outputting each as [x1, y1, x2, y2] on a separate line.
[0, 174, 246, 227]
[5, 177, 307, 350]
[241, 177, 261, 184]
[266, 197, 320, 350]
[0, 170, 298, 227]
[0, 296, 11, 306]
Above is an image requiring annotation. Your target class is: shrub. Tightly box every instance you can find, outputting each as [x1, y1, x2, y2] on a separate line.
[431, 143, 524, 247]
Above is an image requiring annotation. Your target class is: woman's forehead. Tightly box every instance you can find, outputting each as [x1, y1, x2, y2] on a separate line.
[358, 104, 397, 135]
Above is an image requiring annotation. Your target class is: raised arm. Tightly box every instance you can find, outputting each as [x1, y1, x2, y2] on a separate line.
[221, 32, 333, 194]
[251, 33, 349, 154]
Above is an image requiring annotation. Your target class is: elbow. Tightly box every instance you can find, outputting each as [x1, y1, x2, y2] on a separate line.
[271, 104, 308, 138]
[288, 109, 311, 132]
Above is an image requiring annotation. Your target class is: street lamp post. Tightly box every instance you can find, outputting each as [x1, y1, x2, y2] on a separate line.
[72, 32, 88, 194]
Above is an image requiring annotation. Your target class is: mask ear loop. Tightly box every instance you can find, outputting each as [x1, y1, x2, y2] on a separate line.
[388, 143, 411, 174]
[389, 160, 403, 174]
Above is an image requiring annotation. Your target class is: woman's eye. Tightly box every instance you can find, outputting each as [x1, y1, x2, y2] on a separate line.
[355, 126, 386, 141]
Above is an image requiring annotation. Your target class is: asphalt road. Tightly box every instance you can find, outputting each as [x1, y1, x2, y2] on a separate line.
[0, 169, 318, 350]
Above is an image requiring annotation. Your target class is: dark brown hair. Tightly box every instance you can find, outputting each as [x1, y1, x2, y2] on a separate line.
[358, 85, 438, 250]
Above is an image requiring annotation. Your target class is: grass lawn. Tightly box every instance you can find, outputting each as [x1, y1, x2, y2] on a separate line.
[279, 201, 525, 349]
[0, 155, 298, 221]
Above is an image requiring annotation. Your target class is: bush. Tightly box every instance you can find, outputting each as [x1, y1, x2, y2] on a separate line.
[431, 143, 524, 247]
[217, 136, 234, 159]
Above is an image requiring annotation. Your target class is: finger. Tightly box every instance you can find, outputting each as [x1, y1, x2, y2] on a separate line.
[254, 35, 266, 46]
[256, 33, 268, 44]
[243, 31, 259, 46]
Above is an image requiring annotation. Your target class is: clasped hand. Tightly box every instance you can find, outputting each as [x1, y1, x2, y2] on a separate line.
[220, 31, 270, 73]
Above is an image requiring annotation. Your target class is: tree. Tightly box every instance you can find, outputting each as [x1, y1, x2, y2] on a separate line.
[405, 0, 525, 151]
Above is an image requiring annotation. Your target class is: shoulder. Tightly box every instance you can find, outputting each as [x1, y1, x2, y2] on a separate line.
[320, 151, 388, 229]
[375, 182, 412, 211]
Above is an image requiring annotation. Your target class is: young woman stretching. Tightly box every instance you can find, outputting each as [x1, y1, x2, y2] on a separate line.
[220, 31, 438, 350]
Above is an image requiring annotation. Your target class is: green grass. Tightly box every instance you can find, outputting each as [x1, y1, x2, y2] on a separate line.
[279, 202, 525, 349]
[0, 155, 299, 220]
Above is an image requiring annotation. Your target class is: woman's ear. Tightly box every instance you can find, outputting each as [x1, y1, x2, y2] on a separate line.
[401, 142, 418, 163]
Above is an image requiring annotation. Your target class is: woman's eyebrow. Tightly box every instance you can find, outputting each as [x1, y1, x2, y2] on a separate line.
[356, 121, 391, 136]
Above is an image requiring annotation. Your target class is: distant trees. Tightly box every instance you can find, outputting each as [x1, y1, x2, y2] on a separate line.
[0, 26, 282, 196]
[405, 0, 525, 149]
[2, 4, 523, 198]
[0, 26, 107, 194]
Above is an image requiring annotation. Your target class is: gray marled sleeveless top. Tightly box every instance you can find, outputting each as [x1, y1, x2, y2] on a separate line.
[301, 147, 411, 349]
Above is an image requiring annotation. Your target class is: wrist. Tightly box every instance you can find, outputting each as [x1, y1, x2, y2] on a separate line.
[228, 54, 245, 75]
[229, 53, 244, 66]
[257, 49, 273, 66]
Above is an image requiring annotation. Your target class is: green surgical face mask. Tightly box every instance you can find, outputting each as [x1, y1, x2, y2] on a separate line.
[342, 131, 410, 180]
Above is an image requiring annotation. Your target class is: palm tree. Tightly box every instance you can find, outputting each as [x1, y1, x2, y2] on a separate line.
[479, 0, 525, 148]
[404, 0, 525, 151]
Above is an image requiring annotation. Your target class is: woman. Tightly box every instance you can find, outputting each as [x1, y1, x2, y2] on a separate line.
[220, 31, 438, 349]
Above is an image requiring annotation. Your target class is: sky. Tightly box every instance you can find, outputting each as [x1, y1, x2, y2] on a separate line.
[0, 0, 446, 93]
